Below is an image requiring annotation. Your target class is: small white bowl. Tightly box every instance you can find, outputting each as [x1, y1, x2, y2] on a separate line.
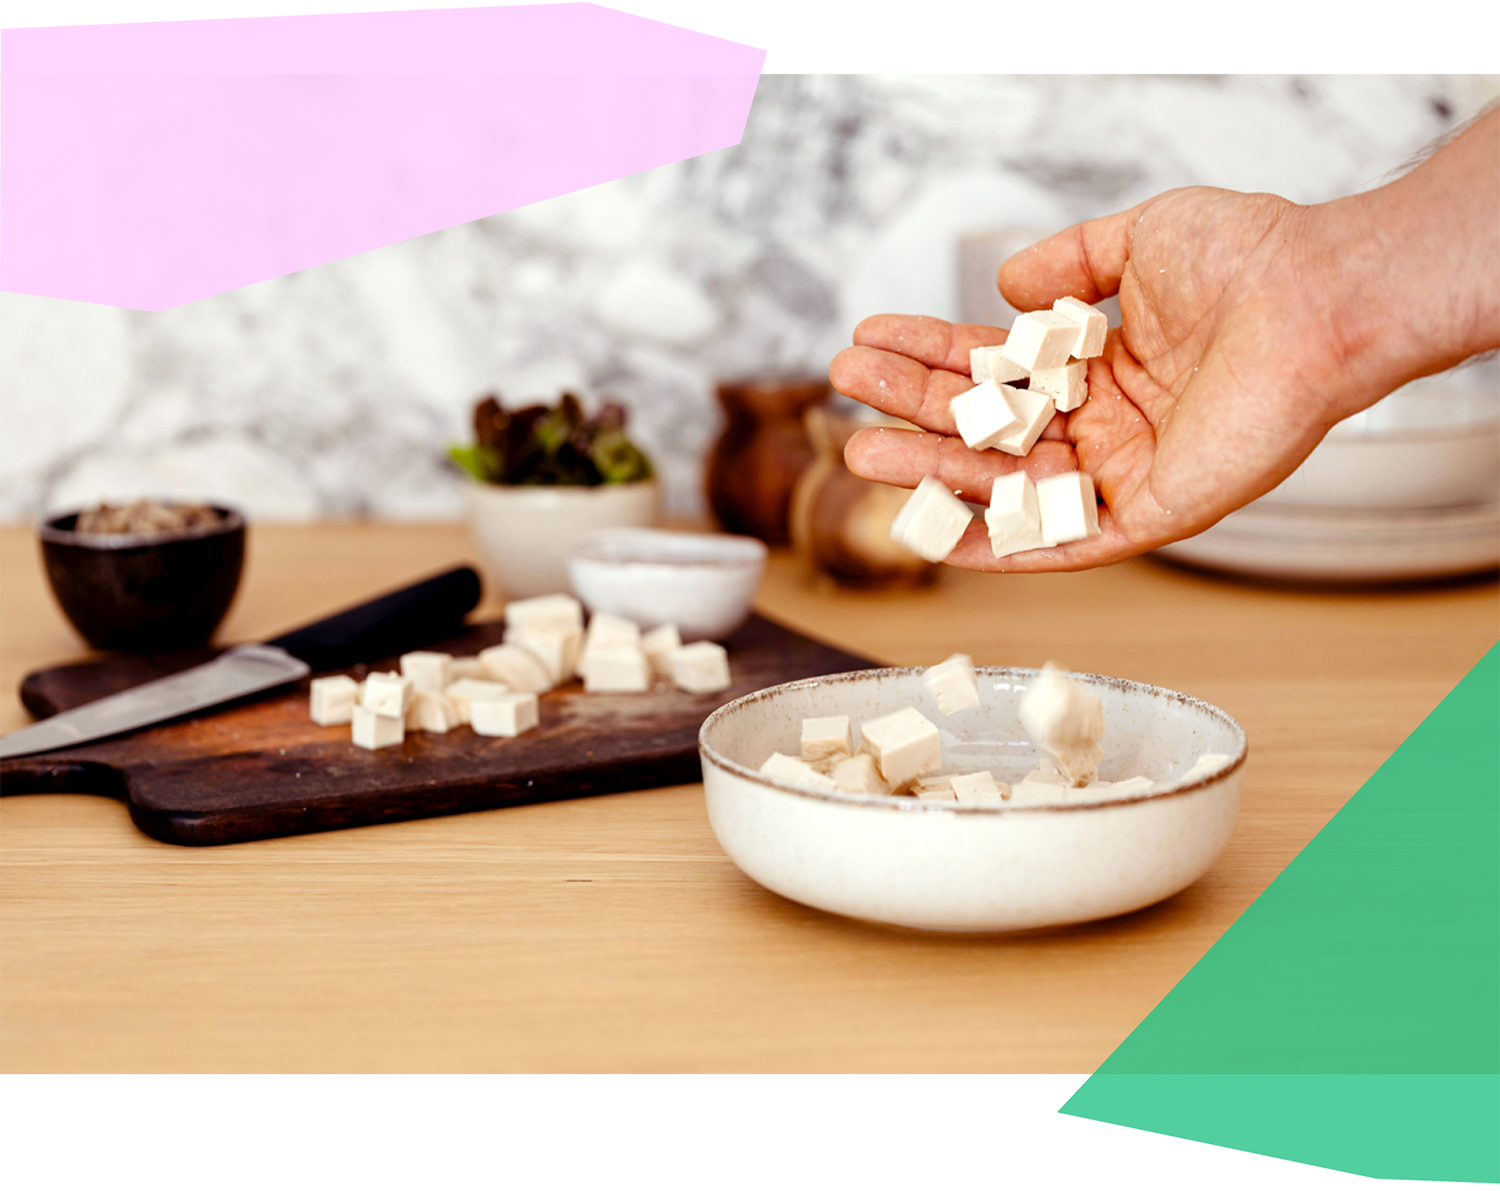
[700, 667, 1247, 933]
[465, 479, 659, 600]
[567, 528, 768, 641]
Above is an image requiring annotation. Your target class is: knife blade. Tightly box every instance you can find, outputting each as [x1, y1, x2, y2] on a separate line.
[0, 565, 482, 761]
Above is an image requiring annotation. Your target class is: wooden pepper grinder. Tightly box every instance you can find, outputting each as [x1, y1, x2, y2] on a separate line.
[706, 375, 831, 544]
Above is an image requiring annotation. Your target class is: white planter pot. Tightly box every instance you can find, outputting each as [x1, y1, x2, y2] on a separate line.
[464, 479, 659, 600]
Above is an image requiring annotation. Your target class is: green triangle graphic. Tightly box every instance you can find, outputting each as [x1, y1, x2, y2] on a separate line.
[1064, 642, 1500, 1182]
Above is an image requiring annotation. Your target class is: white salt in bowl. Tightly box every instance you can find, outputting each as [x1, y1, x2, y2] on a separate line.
[567, 528, 768, 641]
[699, 666, 1246, 933]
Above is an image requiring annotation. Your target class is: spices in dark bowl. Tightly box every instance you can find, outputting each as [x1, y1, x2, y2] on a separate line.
[38, 501, 246, 653]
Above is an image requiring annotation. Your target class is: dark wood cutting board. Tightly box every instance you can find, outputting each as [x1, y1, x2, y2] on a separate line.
[1, 615, 876, 847]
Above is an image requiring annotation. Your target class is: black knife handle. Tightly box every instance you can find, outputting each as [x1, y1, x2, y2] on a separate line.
[265, 566, 483, 672]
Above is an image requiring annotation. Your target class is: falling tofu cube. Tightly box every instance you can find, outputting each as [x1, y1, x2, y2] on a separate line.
[923, 653, 979, 715]
[470, 692, 540, 738]
[801, 715, 853, 766]
[668, 642, 732, 694]
[309, 675, 359, 726]
[859, 706, 942, 787]
[890, 476, 973, 563]
[399, 651, 453, 693]
[351, 703, 404, 750]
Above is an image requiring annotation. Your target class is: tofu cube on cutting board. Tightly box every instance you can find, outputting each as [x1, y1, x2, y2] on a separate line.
[470, 692, 540, 738]
[443, 678, 510, 725]
[362, 671, 413, 718]
[399, 651, 453, 693]
[405, 689, 461, 733]
[668, 642, 732, 693]
[479, 644, 553, 694]
[309, 675, 359, 726]
[641, 623, 682, 677]
[352, 703, 404, 750]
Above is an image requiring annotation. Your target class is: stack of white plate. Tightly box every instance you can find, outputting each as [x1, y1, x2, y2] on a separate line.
[1157, 365, 1500, 582]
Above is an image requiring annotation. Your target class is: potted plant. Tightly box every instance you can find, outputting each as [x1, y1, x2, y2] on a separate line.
[451, 392, 659, 598]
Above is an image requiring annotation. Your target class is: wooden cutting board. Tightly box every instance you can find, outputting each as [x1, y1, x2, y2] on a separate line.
[1, 615, 876, 847]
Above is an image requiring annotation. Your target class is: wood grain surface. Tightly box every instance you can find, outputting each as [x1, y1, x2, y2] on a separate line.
[1, 523, 1495, 1073]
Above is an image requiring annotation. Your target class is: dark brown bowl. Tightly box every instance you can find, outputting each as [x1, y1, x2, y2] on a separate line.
[38, 505, 246, 653]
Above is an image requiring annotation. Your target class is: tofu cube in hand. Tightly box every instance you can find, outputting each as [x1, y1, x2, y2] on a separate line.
[970, 344, 1029, 385]
[951, 379, 1023, 452]
[1028, 360, 1088, 413]
[985, 471, 1047, 559]
[991, 385, 1055, 457]
[1052, 297, 1108, 359]
[1036, 471, 1101, 546]
[1001, 311, 1079, 372]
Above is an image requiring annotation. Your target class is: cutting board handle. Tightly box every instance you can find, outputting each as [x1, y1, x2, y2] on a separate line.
[265, 566, 483, 672]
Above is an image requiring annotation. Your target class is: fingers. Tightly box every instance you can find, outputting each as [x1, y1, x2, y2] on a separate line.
[942, 508, 1140, 573]
[996, 203, 1144, 311]
[851, 313, 1009, 373]
[844, 426, 1077, 504]
[829, 345, 977, 434]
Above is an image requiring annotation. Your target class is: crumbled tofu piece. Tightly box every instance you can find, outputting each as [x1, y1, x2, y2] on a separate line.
[1018, 663, 1104, 786]
[443, 678, 511, 725]
[309, 675, 359, 726]
[985, 471, 1047, 559]
[951, 379, 1022, 451]
[860, 706, 943, 787]
[1087, 775, 1156, 797]
[1001, 310, 1080, 372]
[641, 623, 682, 677]
[1053, 296, 1108, 360]
[801, 715, 853, 765]
[890, 476, 973, 563]
[505, 593, 584, 634]
[831, 752, 891, 796]
[405, 689, 461, 733]
[950, 771, 1006, 804]
[970, 344, 1029, 385]
[351, 704, 404, 750]
[505, 625, 583, 685]
[362, 671, 413, 718]
[924, 653, 979, 715]
[399, 651, 453, 694]
[450, 657, 487, 681]
[668, 641, 732, 694]
[1037, 471, 1101, 546]
[583, 644, 652, 693]
[1029, 359, 1089, 413]
[1177, 753, 1233, 785]
[914, 776, 957, 802]
[478, 643, 553, 694]
[992, 385, 1055, 457]
[759, 751, 839, 793]
[470, 692, 540, 737]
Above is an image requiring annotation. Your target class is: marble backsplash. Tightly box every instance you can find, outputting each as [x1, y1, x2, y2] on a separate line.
[3, 74, 1495, 522]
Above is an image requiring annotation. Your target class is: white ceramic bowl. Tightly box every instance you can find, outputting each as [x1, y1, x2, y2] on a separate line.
[1257, 370, 1499, 510]
[465, 479, 659, 599]
[700, 666, 1247, 933]
[567, 528, 768, 641]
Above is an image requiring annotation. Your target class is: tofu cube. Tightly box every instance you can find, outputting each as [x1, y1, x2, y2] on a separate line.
[1000, 310, 1080, 372]
[668, 641, 732, 694]
[1029, 359, 1089, 413]
[309, 675, 359, 726]
[1087, 775, 1156, 797]
[362, 671, 413, 718]
[1177, 753, 1233, 785]
[1019, 663, 1105, 786]
[505, 593, 584, 633]
[470, 692, 540, 738]
[914, 776, 957, 802]
[478, 643, 553, 694]
[443, 678, 511, 725]
[759, 751, 839, 793]
[1053, 296, 1108, 359]
[399, 651, 453, 693]
[641, 623, 682, 677]
[405, 689, 461, 733]
[801, 715, 853, 765]
[985, 471, 1047, 559]
[831, 752, 892, 796]
[577, 613, 642, 677]
[1023, 767, 1071, 787]
[859, 706, 942, 787]
[450, 657, 487, 681]
[970, 344, 1029, 385]
[1008, 778, 1067, 804]
[1036, 471, 1101, 546]
[889, 476, 973, 563]
[951, 379, 1023, 452]
[950, 771, 1006, 804]
[923, 653, 979, 715]
[351, 703, 404, 750]
[505, 625, 583, 685]
[992, 385, 1055, 457]
[583, 644, 652, 693]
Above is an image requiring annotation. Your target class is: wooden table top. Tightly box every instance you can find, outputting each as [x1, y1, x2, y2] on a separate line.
[2, 522, 1495, 1073]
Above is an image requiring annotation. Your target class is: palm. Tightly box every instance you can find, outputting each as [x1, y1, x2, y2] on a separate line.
[832, 187, 1330, 571]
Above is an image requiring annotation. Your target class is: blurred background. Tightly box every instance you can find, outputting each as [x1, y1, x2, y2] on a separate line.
[3, 73, 1497, 524]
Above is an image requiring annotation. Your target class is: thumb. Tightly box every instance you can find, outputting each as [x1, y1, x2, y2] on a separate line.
[997, 202, 1143, 311]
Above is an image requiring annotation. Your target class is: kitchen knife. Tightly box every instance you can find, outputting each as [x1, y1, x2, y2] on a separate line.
[0, 565, 482, 761]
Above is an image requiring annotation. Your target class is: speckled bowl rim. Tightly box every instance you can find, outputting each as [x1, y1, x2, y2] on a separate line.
[569, 527, 769, 570]
[699, 666, 1248, 815]
[38, 504, 246, 550]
